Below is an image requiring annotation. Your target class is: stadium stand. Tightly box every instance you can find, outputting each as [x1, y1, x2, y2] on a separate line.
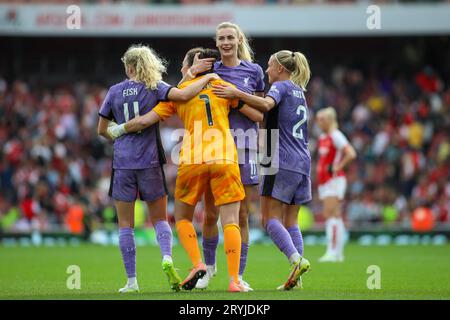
[0, 35, 448, 236]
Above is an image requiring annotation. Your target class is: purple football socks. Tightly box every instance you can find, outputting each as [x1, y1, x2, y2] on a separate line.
[287, 225, 304, 256]
[202, 235, 219, 266]
[239, 242, 249, 276]
[154, 220, 173, 258]
[266, 218, 298, 260]
[119, 227, 136, 278]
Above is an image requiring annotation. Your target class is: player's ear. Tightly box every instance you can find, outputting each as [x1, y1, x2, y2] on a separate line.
[277, 65, 283, 74]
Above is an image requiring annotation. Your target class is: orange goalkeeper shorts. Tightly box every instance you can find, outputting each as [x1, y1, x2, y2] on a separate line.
[175, 162, 245, 206]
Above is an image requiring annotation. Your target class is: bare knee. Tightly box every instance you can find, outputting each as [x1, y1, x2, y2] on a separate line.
[239, 207, 249, 227]
[146, 197, 167, 225]
[218, 201, 240, 226]
[261, 213, 276, 230]
[262, 215, 281, 230]
[323, 197, 340, 219]
[115, 200, 136, 229]
[204, 210, 219, 226]
[284, 215, 297, 228]
[239, 217, 248, 230]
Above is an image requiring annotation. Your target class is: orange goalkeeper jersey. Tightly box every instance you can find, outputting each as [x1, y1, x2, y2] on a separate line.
[153, 76, 239, 165]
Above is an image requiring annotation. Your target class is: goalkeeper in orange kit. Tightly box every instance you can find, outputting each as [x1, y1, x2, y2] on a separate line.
[108, 48, 263, 292]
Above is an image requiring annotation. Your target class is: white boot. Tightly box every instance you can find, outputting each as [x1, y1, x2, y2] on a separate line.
[195, 264, 216, 290]
[238, 275, 254, 291]
[118, 277, 139, 293]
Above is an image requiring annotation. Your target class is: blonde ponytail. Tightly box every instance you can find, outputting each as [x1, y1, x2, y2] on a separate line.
[216, 22, 254, 62]
[274, 50, 311, 90]
[122, 44, 167, 90]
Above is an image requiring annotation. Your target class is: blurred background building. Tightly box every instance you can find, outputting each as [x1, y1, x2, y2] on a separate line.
[0, 1, 448, 244]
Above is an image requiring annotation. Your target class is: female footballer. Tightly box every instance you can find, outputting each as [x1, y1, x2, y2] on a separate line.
[213, 50, 312, 290]
[316, 107, 356, 262]
[97, 44, 219, 293]
[183, 22, 265, 291]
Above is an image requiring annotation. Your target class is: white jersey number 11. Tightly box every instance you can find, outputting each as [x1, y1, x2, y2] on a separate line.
[123, 101, 140, 122]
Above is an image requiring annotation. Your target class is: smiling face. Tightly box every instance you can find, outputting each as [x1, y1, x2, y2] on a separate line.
[216, 27, 240, 60]
[266, 55, 283, 84]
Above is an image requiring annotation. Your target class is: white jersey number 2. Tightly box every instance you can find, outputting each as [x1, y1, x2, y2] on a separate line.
[293, 105, 307, 140]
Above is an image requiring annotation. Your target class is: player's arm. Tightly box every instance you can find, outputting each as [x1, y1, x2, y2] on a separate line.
[125, 111, 162, 133]
[331, 131, 357, 173]
[97, 88, 116, 141]
[169, 73, 220, 102]
[106, 111, 163, 140]
[109, 101, 176, 139]
[237, 103, 264, 122]
[212, 84, 275, 112]
[254, 92, 266, 127]
[97, 116, 113, 141]
[333, 144, 356, 173]
[178, 52, 216, 85]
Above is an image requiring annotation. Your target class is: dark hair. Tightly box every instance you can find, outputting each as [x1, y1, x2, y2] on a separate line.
[185, 47, 220, 76]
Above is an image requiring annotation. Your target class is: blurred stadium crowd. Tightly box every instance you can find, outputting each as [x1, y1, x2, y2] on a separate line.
[0, 57, 448, 234]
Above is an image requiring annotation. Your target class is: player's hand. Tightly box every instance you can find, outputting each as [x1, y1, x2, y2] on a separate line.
[107, 121, 117, 134]
[190, 52, 215, 76]
[212, 83, 238, 99]
[207, 73, 221, 81]
[107, 122, 126, 140]
[332, 163, 342, 174]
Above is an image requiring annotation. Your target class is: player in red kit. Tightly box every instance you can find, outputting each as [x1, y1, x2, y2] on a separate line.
[316, 107, 356, 262]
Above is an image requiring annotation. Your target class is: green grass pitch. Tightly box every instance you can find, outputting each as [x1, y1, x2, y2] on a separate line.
[1, 243, 449, 300]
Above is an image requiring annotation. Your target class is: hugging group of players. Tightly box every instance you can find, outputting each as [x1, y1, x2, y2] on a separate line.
[98, 21, 355, 293]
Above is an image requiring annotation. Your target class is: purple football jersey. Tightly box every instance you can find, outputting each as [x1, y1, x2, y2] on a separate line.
[99, 79, 173, 169]
[264, 80, 311, 176]
[214, 60, 265, 150]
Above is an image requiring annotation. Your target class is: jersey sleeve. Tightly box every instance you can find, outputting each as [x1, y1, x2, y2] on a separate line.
[331, 130, 350, 150]
[98, 88, 114, 120]
[254, 64, 265, 92]
[153, 101, 177, 121]
[265, 81, 285, 106]
[156, 81, 175, 102]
